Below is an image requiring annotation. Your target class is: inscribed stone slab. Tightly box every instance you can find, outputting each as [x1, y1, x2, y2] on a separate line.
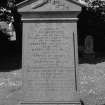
[23, 22, 77, 102]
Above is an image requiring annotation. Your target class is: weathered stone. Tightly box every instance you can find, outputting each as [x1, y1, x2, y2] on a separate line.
[17, 0, 81, 104]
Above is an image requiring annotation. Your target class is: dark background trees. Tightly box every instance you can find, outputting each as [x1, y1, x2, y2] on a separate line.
[0, 0, 24, 7]
[78, 0, 105, 64]
[0, 0, 23, 71]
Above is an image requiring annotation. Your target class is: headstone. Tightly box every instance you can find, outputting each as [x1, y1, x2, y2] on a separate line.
[18, 0, 81, 104]
[84, 35, 94, 54]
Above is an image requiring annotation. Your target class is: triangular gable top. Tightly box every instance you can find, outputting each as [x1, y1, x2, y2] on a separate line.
[17, 0, 83, 12]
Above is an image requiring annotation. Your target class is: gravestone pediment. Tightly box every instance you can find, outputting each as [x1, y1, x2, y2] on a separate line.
[17, 0, 81, 12]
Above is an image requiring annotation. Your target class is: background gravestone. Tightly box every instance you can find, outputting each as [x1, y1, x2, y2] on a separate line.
[84, 35, 94, 54]
[18, 0, 81, 104]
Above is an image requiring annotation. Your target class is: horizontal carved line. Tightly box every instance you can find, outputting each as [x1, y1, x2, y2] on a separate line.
[21, 101, 81, 104]
[22, 18, 78, 21]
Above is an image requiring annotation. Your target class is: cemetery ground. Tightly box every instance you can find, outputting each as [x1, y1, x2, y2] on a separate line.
[78, 47, 105, 105]
[0, 40, 22, 105]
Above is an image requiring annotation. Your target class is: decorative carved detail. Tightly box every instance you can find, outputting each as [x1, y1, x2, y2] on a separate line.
[18, 0, 82, 12]
[71, 0, 88, 7]
[31, 0, 86, 10]
[31, 0, 49, 9]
